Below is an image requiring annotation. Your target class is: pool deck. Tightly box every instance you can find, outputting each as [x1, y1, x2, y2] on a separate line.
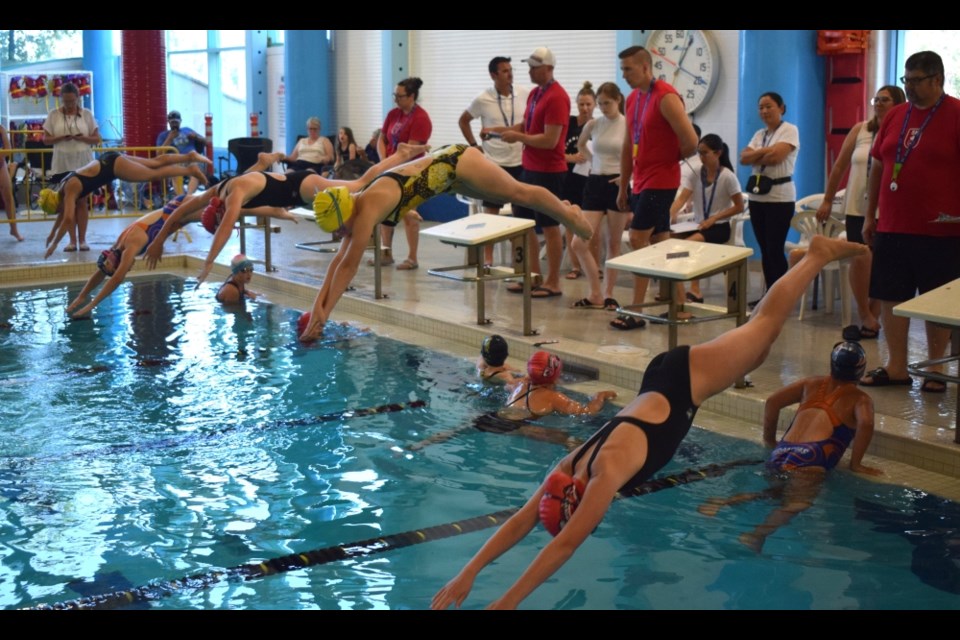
[2, 210, 958, 500]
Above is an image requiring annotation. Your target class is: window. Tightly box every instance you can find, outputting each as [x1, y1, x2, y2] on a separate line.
[165, 30, 247, 148]
[899, 31, 960, 96]
[0, 30, 82, 66]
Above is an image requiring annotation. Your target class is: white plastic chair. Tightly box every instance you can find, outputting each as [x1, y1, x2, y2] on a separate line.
[787, 204, 851, 324]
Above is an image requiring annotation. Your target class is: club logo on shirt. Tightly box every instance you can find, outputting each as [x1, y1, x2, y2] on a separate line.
[905, 127, 923, 149]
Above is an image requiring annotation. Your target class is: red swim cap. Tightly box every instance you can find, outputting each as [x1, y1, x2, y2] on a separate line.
[527, 350, 562, 385]
[200, 197, 225, 234]
[297, 311, 316, 342]
[539, 471, 585, 536]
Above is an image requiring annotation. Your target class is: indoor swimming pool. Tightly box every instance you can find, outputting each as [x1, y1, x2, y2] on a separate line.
[0, 275, 958, 610]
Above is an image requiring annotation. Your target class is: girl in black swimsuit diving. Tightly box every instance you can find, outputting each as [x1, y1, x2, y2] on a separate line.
[432, 235, 869, 610]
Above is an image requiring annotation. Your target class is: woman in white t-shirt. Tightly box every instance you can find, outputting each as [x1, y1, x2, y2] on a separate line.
[42, 81, 100, 252]
[570, 82, 629, 310]
[815, 85, 905, 341]
[670, 133, 744, 304]
[284, 117, 334, 173]
[740, 91, 799, 299]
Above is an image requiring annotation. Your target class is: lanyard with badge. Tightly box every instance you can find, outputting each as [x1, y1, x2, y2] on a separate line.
[631, 80, 655, 158]
[701, 166, 720, 216]
[526, 81, 553, 132]
[890, 92, 945, 191]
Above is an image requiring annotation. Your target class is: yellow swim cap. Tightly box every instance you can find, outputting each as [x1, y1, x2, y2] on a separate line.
[313, 186, 354, 233]
[38, 188, 61, 215]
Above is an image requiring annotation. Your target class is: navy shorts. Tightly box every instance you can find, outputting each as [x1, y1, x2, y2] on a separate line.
[845, 215, 865, 244]
[513, 169, 565, 228]
[869, 232, 960, 301]
[629, 188, 676, 234]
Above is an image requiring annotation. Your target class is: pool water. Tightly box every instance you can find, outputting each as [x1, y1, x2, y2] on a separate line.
[0, 276, 958, 610]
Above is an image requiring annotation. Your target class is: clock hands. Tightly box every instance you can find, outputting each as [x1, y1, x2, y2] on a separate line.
[672, 34, 694, 84]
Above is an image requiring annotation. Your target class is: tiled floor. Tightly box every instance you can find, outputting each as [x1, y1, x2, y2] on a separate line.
[2, 207, 958, 500]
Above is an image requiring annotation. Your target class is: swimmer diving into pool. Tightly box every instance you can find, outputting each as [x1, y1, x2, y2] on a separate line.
[303, 144, 592, 342]
[431, 235, 868, 610]
[39, 150, 212, 258]
[141, 142, 430, 280]
[697, 340, 882, 553]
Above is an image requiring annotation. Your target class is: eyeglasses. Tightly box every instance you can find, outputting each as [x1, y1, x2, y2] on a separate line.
[900, 74, 936, 85]
[871, 96, 893, 105]
[307, 127, 319, 131]
[393, 93, 410, 99]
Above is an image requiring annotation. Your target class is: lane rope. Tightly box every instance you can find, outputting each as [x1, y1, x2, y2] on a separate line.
[24, 457, 762, 610]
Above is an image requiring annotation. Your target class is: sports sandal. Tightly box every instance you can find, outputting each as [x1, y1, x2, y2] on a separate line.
[571, 298, 604, 309]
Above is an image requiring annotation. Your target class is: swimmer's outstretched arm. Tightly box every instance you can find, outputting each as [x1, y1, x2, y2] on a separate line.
[66, 270, 106, 314]
[433, 461, 624, 610]
[300, 199, 381, 341]
[761, 380, 804, 446]
[849, 393, 881, 475]
[69, 248, 138, 317]
[548, 390, 617, 416]
[144, 193, 207, 269]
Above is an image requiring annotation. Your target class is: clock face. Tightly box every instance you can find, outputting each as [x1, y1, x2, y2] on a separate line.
[646, 30, 719, 114]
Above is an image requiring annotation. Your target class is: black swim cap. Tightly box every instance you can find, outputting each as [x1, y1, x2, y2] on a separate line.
[481, 334, 508, 366]
[831, 341, 866, 381]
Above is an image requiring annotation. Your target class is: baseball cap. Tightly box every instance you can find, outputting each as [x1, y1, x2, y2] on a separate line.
[524, 47, 556, 68]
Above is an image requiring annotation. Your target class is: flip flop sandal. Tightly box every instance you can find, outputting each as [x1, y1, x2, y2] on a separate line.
[565, 268, 582, 280]
[571, 298, 604, 309]
[685, 292, 704, 303]
[921, 379, 947, 393]
[859, 325, 880, 340]
[610, 315, 645, 330]
[531, 286, 562, 298]
[859, 367, 912, 387]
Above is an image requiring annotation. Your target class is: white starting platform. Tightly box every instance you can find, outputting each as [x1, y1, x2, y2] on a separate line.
[606, 238, 753, 385]
[421, 213, 538, 335]
[289, 207, 387, 299]
[894, 277, 960, 443]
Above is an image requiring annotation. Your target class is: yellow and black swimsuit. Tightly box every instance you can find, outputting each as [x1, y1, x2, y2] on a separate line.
[371, 144, 467, 226]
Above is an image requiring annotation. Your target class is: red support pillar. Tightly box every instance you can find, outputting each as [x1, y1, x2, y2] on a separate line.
[121, 30, 167, 153]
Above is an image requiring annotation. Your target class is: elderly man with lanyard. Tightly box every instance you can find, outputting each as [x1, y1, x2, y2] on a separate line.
[859, 50, 960, 393]
[459, 56, 530, 267]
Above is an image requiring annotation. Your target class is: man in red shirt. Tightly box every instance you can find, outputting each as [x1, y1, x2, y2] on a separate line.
[612, 45, 698, 330]
[491, 46, 571, 298]
[860, 50, 960, 392]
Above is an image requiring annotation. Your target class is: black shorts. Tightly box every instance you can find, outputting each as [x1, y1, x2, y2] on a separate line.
[481, 164, 523, 209]
[582, 174, 621, 212]
[869, 232, 960, 301]
[845, 215, 865, 244]
[513, 169, 565, 228]
[563, 171, 587, 206]
[629, 188, 676, 234]
[701, 221, 731, 244]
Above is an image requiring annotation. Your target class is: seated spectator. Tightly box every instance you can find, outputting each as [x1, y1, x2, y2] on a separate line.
[282, 117, 334, 173]
[156, 110, 208, 194]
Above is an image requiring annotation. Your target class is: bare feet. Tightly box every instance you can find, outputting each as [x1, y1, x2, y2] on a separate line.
[188, 150, 213, 166]
[190, 165, 209, 186]
[9, 227, 23, 242]
[806, 235, 868, 264]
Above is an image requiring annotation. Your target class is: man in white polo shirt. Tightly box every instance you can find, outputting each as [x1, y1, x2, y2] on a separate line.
[459, 56, 530, 266]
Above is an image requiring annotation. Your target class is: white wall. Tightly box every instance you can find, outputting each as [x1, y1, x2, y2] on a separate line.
[333, 29, 383, 148]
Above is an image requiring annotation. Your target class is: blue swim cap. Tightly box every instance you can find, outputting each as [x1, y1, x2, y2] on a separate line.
[831, 341, 866, 381]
